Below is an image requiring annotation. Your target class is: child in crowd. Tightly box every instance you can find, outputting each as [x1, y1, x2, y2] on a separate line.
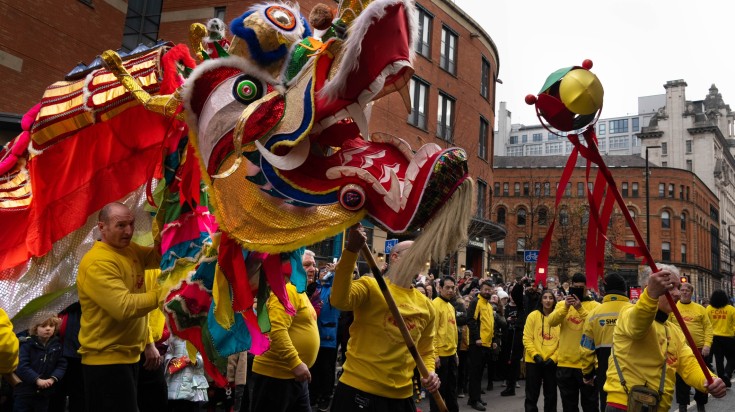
[165, 335, 208, 411]
[14, 315, 67, 412]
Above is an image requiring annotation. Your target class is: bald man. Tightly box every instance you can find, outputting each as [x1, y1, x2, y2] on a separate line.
[330, 224, 438, 412]
[77, 202, 163, 412]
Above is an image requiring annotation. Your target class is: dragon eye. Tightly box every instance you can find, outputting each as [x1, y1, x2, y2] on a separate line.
[232, 75, 263, 104]
[265, 6, 296, 31]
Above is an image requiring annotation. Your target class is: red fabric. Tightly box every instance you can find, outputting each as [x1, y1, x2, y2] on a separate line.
[0, 106, 169, 271]
[160, 44, 197, 94]
[218, 233, 254, 313]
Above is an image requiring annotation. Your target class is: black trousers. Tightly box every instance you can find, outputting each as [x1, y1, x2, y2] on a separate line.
[137, 355, 168, 412]
[429, 355, 459, 412]
[468, 345, 489, 403]
[556, 366, 598, 412]
[710, 335, 735, 380]
[524, 361, 557, 412]
[675, 371, 708, 406]
[82, 363, 139, 412]
[309, 347, 338, 404]
[595, 348, 611, 412]
[49, 356, 84, 412]
[457, 350, 469, 393]
[330, 382, 416, 412]
[251, 372, 311, 412]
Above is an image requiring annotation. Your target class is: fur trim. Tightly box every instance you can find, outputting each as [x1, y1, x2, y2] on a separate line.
[161, 44, 197, 94]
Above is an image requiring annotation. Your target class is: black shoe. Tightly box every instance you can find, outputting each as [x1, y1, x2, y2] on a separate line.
[725, 377, 732, 388]
[468, 402, 487, 411]
[486, 384, 493, 391]
[479, 399, 487, 406]
[481, 389, 486, 394]
[500, 388, 515, 397]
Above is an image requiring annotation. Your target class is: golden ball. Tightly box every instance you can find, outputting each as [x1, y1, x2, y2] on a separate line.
[559, 69, 603, 115]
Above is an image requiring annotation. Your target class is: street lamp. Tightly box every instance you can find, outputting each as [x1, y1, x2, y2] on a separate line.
[645, 145, 661, 249]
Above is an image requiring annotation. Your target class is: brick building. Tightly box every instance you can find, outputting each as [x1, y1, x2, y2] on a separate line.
[492, 155, 721, 301]
[0, 0, 504, 275]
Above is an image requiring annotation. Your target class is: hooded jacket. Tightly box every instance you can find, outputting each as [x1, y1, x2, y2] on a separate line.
[15, 335, 67, 396]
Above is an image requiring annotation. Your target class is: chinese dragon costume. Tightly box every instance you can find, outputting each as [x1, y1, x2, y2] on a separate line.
[0, 0, 473, 384]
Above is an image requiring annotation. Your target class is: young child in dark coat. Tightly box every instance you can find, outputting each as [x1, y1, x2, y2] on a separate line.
[14, 315, 67, 412]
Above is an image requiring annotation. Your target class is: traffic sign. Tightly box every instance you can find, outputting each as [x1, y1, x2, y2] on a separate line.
[384, 239, 399, 254]
[524, 250, 539, 263]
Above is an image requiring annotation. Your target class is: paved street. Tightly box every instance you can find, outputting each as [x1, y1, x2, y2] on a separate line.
[414, 377, 735, 412]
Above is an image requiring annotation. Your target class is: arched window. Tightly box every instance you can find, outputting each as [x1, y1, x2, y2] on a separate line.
[661, 211, 671, 229]
[497, 207, 506, 224]
[626, 208, 636, 227]
[517, 208, 527, 226]
[680, 213, 687, 231]
[538, 207, 548, 226]
[560, 209, 569, 226]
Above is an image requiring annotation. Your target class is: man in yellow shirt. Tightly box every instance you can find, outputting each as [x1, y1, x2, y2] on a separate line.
[547, 272, 599, 412]
[0, 308, 18, 374]
[672, 279, 713, 412]
[603, 267, 726, 412]
[77, 202, 163, 412]
[330, 224, 439, 412]
[251, 259, 320, 412]
[466, 280, 495, 411]
[430, 276, 459, 412]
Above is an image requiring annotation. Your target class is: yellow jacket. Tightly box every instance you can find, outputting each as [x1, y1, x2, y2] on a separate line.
[252, 282, 319, 379]
[603, 289, 715, 411]
[332, 250, 436, 399]
[548, 299, 599, 368]
[432, 297, 458, 357]
[468, 295, 494, 347]
[77, 241, 160, 365]
[145, 269, 166, 344]
[523, 309, 559, 363]
[0, 308, 18, 373]
[706, 304, 735, 337]
[671, 301, 713, 348]
[580, 294, 631, 374]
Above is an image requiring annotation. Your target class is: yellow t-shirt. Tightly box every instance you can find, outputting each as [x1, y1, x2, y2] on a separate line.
[548, 299, 599, 368]
[332, 250, 436, 399]
[0, 308, 18, 373]
[252, 283, 319, 379]
[523, 309, 559, 363]
[672, 301, 713, 348]
[432, 296, 458, 357]
[706, 304, 735, 337]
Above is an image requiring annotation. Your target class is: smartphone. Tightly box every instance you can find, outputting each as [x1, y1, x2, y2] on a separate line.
[569, 286, 585, 301]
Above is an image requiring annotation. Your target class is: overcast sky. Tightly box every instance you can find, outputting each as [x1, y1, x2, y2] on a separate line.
[454, 0, 735, 126]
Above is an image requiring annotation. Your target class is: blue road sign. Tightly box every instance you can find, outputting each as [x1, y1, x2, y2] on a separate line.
[384, 239, 399, 254]
[524, 250, 539, 263]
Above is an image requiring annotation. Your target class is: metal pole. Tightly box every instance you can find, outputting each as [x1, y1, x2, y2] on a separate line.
[729, 227, 732, 296]
[645, 147, 651, 249]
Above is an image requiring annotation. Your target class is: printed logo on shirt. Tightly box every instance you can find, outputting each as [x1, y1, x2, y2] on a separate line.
[383, 302, 424, 344]
[567, 315, 584, 330]
[598, 318, 616, 327]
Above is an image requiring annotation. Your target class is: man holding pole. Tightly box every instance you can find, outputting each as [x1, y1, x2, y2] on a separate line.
[330, 224, 440, 412]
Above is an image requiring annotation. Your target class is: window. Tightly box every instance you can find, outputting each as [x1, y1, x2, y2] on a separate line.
[609, 136, 629, 150]
[514, 183, 520, 196]
[662, 162, 667, 167]
[626, 208, 636, 227]
[407, 77, 429, 129]
[581, 208, 590, 225]
[122, 0, 163, 52]
[516, 238, 526, 255]
[661, 142, 668, 155]
[686, 160, 692, 171]
[565, 182, 572, 197]
[509, 135, 518, 144]
[598, 123, 606, 135]
[679, 185, 684, 200]
[680, 213, 687, 231]
[625, 240, 636, 260]
[523, 182, 529, 196]
[437, 92, 455, 141]
[686, 140, 692, 153]
[549, 132, 559, 140]
[497, 207, 506, 224]
[502, 183, 509, 196]
[609, 119, 628, 134]
[478, 117, 489, 160]
[440, 26, 457, 74]
[662, 242, 671, 261]
[415, 6, 432, 58]
[681, 244, 687, 264]
[476, 180, 487, 218]
[668, 184, 674, 198]
[661, 211, 670, 229]
[527, 144, 543, 155]
[496, 239, 505, 255]
[658, 183, 665, 198]
[544, 182, 550, 197]
[686, 186, 690, 200]
[547, 142, 563, 154]
[621, 182, 628, 197]
[533, 133, 542, 142]
[522, 135, 528, 143]
[632, 182, 639, 197]
[508, 146, 523, 156]
[560, 209, 570, 226]
[632, 117, 640, 132]
[214, 6, 226, 20]
[577, 182, 585, 197]
[711, 226, 720, 273]
[538, 207, 548, 226]
[598, 138, 606, 151]
[480, 57, 490, 99]
[517, 208, 527, 226]
[534, 182, 541, 196]
[493, 182, 500, 196]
